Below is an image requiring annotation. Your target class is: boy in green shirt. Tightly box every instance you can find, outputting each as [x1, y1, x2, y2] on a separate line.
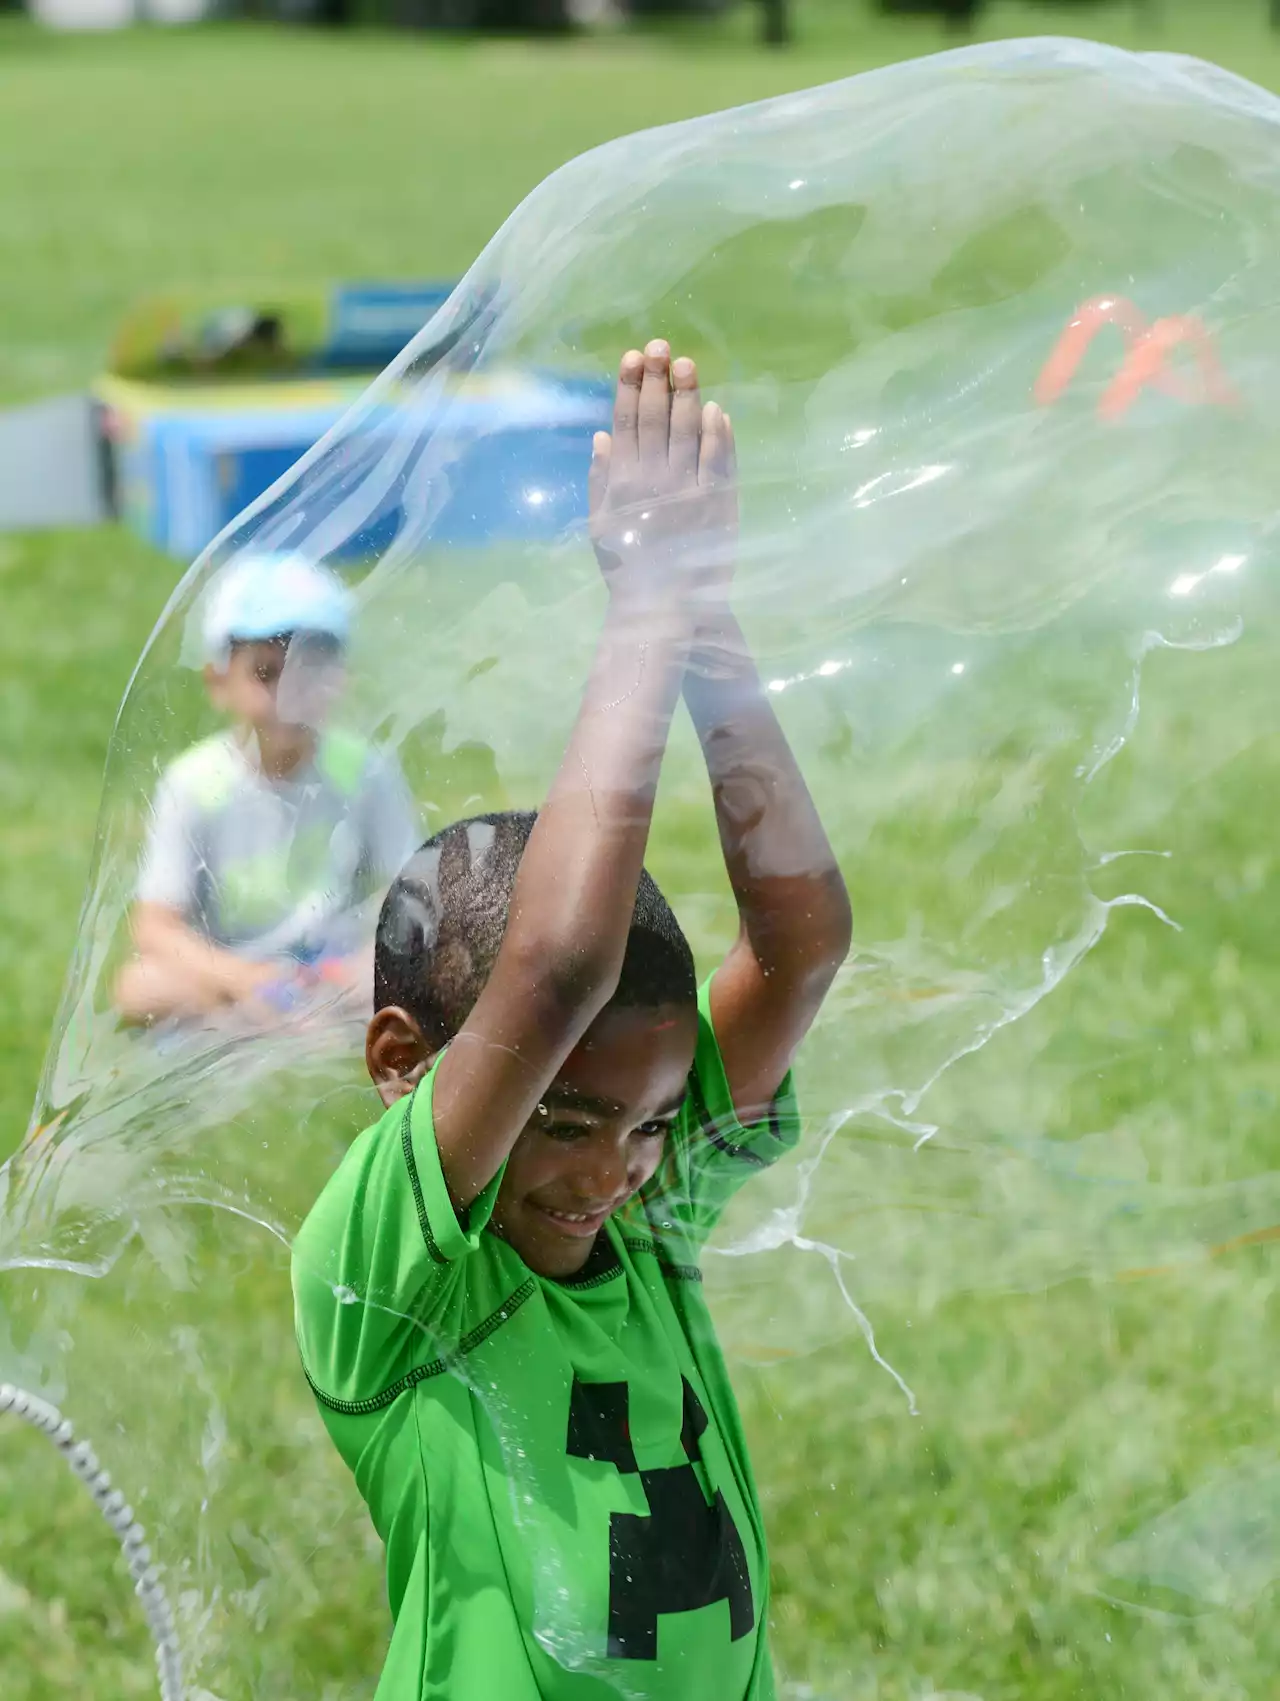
[292, 340, 852, 1700]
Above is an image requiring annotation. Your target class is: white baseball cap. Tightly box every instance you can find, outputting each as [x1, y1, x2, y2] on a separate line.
[202, 553, 353, 662]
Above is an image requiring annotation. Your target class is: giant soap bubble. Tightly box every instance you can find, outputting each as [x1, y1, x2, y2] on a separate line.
[6, 34, 1280, 1698]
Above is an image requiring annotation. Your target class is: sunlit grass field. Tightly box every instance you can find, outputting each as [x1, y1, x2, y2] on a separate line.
[3, 7, 1280, 1697]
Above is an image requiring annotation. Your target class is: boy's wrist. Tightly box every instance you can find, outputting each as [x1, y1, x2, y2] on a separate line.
[687, 607, 756, 683]
[604, 582, 702, 641]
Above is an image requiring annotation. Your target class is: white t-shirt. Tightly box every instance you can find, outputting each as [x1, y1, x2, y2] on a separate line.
[137, 729, 420, 961]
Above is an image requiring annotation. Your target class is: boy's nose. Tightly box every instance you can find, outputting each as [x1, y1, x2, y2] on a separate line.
[572, 1145, 630, 1206]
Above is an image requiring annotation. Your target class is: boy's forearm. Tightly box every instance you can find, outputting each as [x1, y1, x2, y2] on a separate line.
[505, 593, 697, 1000]
[131, 906, 269, 1007]
[430, 593, 697, 1210]
[683, 609, 850, 976]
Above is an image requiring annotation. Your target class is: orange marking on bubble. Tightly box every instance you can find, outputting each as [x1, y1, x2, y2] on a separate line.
[1035, 298, 1237, 421]
[1117, 1219, 1280, 1284]
[1209, 1221, 1280, 1256]
[1098, 314, 1239, 421]
[1033, 294, 1147, 407]
[21, 1114, 65, 1150]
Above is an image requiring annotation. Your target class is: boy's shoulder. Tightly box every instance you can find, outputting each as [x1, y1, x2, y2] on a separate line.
[159, 728, 386, 810]
[160, 732, 242, 812]
[314, 727, 374, 797]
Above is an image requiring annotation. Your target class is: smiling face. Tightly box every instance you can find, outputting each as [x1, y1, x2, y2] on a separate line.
[490, 1001, 698, 1278]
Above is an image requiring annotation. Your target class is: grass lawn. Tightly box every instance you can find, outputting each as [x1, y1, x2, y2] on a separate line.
[3, 5, 1280, 1698]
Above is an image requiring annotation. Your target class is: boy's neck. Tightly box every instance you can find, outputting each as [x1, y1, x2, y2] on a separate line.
[241, 722, 317, 781]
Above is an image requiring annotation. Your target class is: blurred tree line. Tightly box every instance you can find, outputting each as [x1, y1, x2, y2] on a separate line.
[237, 0, 1197, 46]
[877, 0, 1160, 24]
[262, 0, 731, 26]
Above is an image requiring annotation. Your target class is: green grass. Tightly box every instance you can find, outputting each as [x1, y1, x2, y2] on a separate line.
[3, 6, 1280, 1698]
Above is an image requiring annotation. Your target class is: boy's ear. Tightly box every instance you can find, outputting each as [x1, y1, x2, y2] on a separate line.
[366, 1007, 433, 1107]
[203, 661, 230, 710]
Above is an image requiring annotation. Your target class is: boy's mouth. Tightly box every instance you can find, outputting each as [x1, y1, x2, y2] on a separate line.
[530, 1201, 617, 1238]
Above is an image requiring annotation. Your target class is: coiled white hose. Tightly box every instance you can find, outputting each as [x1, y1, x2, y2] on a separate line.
[0, 1382, 184, 1700]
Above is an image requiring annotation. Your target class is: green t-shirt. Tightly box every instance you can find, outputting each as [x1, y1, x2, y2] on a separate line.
[292, 978, 801, 1701]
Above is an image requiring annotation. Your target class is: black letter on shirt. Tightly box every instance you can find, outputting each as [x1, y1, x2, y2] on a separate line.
[565, 1375, 754, 1660]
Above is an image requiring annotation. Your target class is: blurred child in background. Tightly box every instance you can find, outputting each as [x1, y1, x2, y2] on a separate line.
[116, 552, 420, 1026]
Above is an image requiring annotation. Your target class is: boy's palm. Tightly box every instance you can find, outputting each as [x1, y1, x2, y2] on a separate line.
[588, 341, 737, 604]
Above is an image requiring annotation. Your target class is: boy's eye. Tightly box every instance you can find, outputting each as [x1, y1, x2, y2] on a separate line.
[533, 1105, 588, 1142]
[634, 1121, 670, 1139]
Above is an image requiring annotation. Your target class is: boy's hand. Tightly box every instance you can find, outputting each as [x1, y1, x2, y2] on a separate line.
[588, 341, 737, 608]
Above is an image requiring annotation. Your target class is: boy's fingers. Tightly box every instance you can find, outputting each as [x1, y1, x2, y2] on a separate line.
[588, 431, 612, 516]
[720, 414, 739, 531]
[637, 339, 672, 468]
[668, 357, 702, 480]
[611, 350, 644, 466]
[698, 401, 728, 485]
[723, 412, 737, 487]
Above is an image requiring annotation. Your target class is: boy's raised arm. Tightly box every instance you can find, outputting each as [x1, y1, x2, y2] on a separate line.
[393, 343, 726, 1211]
[684, 466, 853, 1120]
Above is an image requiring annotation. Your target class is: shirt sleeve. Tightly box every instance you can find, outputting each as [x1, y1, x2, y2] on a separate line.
[292, 1056, 506, 1411]
[639, 975, 802, 1251]
[135, 768, 202, 916]
[358, 747, 421, 889]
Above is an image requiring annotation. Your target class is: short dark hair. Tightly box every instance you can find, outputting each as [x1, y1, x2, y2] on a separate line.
[227, 631, 343, 657]
[374, 810, 697, 1045]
